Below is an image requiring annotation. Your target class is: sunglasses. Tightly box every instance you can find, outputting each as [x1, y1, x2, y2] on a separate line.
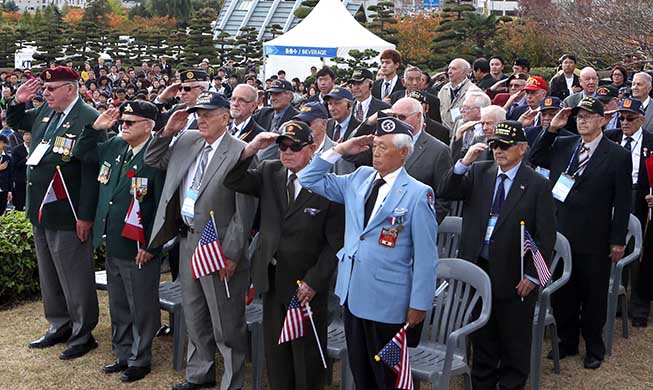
[489, 142, 514, 150]
[119, 119, 148, 127]
[44, 83, 73, 92]
[279, 143, 307, 152]
[392, 112, 419, 121]
[180, 85, 202, 92]
[619, 115, 641, 122]
[509, 83, 525, 88]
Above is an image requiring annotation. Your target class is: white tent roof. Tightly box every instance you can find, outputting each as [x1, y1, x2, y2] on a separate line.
[263, 0, 395, 52]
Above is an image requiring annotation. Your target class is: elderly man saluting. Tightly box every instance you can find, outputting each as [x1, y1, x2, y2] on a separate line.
[299, 115, 438, 389]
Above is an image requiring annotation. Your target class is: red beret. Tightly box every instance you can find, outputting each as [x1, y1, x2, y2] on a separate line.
[39, 66, 80, 82]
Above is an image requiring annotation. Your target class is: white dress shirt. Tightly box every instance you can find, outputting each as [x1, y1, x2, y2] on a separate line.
[368, 167, 402, 220]
[622, 129, 642, 185]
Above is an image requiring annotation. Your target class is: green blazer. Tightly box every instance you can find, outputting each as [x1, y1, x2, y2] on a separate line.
[6, 97, 100, 230]
[78, 131, 165, 259]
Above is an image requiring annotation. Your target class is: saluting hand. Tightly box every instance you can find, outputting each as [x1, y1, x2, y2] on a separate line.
[333, 134, 374, 155]
[454, 120, 479, 141]
[158, 81, 182, 103]
[93, 107, 120, 130]
[161, 109, 189, 138]
[461, 143, 489, 166]
[548, 107, 572, 133]
[15, 78, 41, 104]
[518, 108, 539, 128]
[241, 132, 279, 160]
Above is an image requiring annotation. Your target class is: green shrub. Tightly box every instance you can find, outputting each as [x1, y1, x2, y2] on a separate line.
[529, 67, 557, 83]
[0, 211, 39, 306]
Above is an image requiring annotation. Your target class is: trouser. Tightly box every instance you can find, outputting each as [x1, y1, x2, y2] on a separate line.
[106, 255, 160, 367]
[263, 265, 327, 390]
[33, 226, 98, 347]
[12, 181, 26, 211]
[552, 253, 611, 359]
[179, 234, 248, 390]
[0, 191, 7, 215]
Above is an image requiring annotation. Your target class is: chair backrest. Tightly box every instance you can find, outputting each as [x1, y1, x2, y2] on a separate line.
[448, 200, 464, 217]
[542, 232, 572, 295]
[437, 216, 462, 258]
[612, 214, 643, 281]
[421, 258, 492, 354]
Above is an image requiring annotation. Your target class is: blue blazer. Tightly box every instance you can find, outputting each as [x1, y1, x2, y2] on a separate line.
[299, 156, 438, 324]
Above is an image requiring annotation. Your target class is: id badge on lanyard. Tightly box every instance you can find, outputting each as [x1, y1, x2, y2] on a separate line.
[181, 189, 198, 219]
[484, 215, 498, 244]
[552, 173, 575, 202]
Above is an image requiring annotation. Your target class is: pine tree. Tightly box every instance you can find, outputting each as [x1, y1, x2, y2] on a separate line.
[32, 6, 66, 67]
[180, 8, 219, 67]
[366, 1, 398, 45]
[0, 27, 17, 68]
[429, 0, 476, 69]
[294, 0, 318, 19]
[233, 26, 261, 67]
[214, 29, 233, 67]
[332, 49, 380, 81]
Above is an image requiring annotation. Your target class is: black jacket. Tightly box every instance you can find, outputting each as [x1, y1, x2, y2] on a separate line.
[253, 105, 300, 132]
[549, 73, 580, 101]
[372, 77, 405, 100]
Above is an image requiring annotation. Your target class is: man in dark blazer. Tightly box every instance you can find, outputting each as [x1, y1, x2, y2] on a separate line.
[349, 68, 390, 123]
[7, 67, 101, 359]
[324, 86, 360, 142]
[0, 135, 12, 215]
[439, 121, 556, 390]
[408, 90, 448, 143]
[228, 84, 264, 143]
[224, 121, 344, 390]
[549, 54, 581, 101]
[604, 98, 653, 327]
[11, 131, 29, 211]
[530, 97, 631, 369]
[153, 70, 209, 133]
[372, 49, 405, 101]
[254, 79, 299, 160]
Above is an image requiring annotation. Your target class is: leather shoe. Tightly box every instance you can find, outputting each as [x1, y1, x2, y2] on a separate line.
[102, 361, 128, 374]
[547, 346, 578, 360]
[28, 329, 72, 349]
[171, 381, 217, 390]
[120, 366, 151, 382]
[59, 337, 98, 360]
[632, 318, 648, 328]
[583, 354, 602, 369]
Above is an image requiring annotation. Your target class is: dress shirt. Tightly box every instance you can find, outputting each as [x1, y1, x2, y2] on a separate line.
[565, 75, 575, 96]
[578, 132, 603, 176]
[622, 129, 642, 185]
[313, 135, 327, 156]
[335, 115, 352, 139]
[355, 95, 373, 119]
[382, 75, 399, 98]
[231, 117, 250, 138]
[642, 97, 650, 111]
[368, 167, 402, 221]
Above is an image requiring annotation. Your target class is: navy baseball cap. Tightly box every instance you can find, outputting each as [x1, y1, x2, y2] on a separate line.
[187, 91, 230, 112]
[294, 102, 328, 123]
[375, 113, 413, 139]
[324, 86, 353, 101]
[539, 96, 563, 111]
[616, 98, 645, 116]
[596, 85, 619, 102]
[276, 120, 314, 145]
[266, 79, 293, 93]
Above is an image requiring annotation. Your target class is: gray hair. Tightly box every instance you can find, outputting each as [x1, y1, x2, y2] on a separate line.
[450, 58, 471, 72]
[394, 97, 424, 133]
[392, 133, 414, 158]
[481, 105, 506, 122]
[233, 84, 258, 101]
[403, 66, 422, 78]
[464, 91, 491, 108]
[634, 72, 652, 88]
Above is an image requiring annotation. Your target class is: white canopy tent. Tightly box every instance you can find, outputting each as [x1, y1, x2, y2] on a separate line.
[262, 0, 395, 81]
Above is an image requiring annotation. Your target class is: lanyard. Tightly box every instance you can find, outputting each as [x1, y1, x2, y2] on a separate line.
[564, 141, 584, 176]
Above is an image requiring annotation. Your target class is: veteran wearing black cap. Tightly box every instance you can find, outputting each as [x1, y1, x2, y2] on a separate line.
[299, 117, 437, 389]
[440, 120, 556, 390]
[530, 97, 631, 369]
[522, 96, 575, 146]
[253, 79, 300, 160]
[153, 69, 210, 134]
[145, 91, 257, 390]
[7, 66, 102, 360]
[596, 85, 620, 129]
[224, 121, 344, 390]
[76, 101, 165, 382]
[349, 68, 390, 122]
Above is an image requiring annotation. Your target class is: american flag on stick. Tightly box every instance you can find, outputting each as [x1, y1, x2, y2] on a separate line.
[375, 323, 413, 390]
[191, 211, 230, 298]
[278, 288, 308, 344]
[523, 227, 552, 285]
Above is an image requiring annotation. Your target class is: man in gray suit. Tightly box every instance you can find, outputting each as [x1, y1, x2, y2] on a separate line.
[144, 91, 256, 390]
[631, 72, 653, 133]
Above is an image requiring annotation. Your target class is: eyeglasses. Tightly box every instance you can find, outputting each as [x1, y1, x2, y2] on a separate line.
[509, 83, 525, 88]
[118, 119, 149, 127]
[489, 142, 514, 150]
[44, 83, 73, 92]
[619, 115, 641, 122]
[230, 97, 256, 104]
[279, 143, 307, 152]
[180, 85, 202, 92]
[392, 112, 420, 121]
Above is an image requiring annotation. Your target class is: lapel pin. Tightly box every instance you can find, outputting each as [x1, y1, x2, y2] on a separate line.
[520, 185, 525, 190]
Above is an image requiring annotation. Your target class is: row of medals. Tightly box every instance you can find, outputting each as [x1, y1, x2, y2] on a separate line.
[52, 136, 75, 162]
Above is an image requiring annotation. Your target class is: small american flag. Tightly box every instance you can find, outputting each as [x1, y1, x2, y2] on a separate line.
[191, 216, 227, 280]
[278, 289, 308, 344]
[523, 229, 551, 285]
[375, 324, 413, 390]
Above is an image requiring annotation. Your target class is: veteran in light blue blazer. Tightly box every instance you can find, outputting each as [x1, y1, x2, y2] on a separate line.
[299, 115, 438, 390]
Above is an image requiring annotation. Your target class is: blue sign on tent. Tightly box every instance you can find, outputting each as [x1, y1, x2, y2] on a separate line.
[423, 0, 440, 7]
[264, 45, 338, 58]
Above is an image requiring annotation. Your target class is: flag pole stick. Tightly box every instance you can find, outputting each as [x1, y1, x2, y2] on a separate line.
[211, 211, 230, 299]
[649, 189, 652, 221]
[56, 165, 78, 222]
[297, 280, 327, 368]
[520, 220, 525, 303]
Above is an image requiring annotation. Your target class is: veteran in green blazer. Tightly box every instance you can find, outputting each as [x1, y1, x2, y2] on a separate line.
[6, 66, 100, 360]
[77, 101, 165, 383]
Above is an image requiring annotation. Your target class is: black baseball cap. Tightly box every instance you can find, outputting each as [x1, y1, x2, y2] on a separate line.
[375, 113, 413, 139]
[180, 69, 208, 82]
[488, 120, 527, 146]
[266, 79, 293, 93]
[596, 85, 619, 102]
[349, 69, 374, 83]
[119, 101, 158, 121]
[408, 90, 429, 104]
[571, 97, 604, 116]
[276, 120, 314, 145]
[187, 91, 230, 112]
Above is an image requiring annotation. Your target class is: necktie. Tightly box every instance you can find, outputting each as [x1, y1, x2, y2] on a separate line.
[576, 144, 590, 175]
[121, 148, 134, 175]
[491, 174, 508, 215]
[624, 136, 633, 152]
[364, 178, 386, 226]
[287, 173, 297, 208]
[272, 113, 282, 133]
[383, 82, 391, 99]
[43, 112, 63, 141]
[355, 102, 364, 122]
[333, 124, 343, 142]
[191, 145, 212, 191]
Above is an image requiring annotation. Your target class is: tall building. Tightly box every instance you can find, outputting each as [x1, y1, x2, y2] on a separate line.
[13, 0, 87, 12]
[472, 0, 520, 16]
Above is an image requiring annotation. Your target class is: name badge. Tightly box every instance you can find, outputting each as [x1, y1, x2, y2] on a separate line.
[450, 107, 461, 122]
[552, 173, 575, 202]
[26, 142, 51, 166]
[379, 227, 398, 248]
[535, 166, 550, 179]
[97, 161, 112, 184]
[484, 215, 498, 244]
[181, 189, 198, 219]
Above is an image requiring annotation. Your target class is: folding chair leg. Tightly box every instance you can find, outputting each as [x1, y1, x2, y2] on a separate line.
[621, 295, 629, 338]
[530, 316, 545, 390]
[550, 324, 561, 374]
[172, 308, 187, 372]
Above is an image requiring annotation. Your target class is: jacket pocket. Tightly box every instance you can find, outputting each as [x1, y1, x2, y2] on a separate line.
[374, 267, 408, 285]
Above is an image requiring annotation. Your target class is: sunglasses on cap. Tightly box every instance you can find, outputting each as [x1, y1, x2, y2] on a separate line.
[619, 115, 641, 122]
[279, 142, 308, 152]
[489, 141, 515, 150]
[179, 85, 202, 92]
[118, 119, 149, 127]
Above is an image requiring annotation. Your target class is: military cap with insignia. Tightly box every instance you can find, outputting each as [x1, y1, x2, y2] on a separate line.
[266, 79, 293, 93]
[39, 66, 80, 82]
[119, 100, 158, 121]
[571, 97, 604, 116]
[294, 101, 328, 122]
[506, 72, 529, 84]
[187, 91, 230, 112]
[488, 120, 527, 146]
[180, 69, 208, 82]
[375, 113, 413, 139]
[540, 96, 563, 111]
[276, 120, 314, 145]
[524, 76, 548, 91]
[324, 86, 353, 101]
[596, 85, 619, 102]
[349, 68, 375, 83]
[616, 97, 645, 116]
[408, 89, 429, 104]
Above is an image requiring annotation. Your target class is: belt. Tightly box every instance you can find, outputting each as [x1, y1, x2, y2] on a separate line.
[178, 224, 197, 238]
[632, 184, 640, 190]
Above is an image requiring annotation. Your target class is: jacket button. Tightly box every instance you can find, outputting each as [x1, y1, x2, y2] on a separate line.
[359, 235, 364, 241]
[28, 182, 32, 186]
[109, 201, 113, 205]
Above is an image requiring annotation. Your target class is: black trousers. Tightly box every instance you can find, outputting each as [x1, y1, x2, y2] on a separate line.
[0, 192, 6, 215]
[552, 253, 611, 359]
[12, 181, 26, 211]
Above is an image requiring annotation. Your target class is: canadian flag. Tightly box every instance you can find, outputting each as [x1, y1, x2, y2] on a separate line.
[38, 169, 69, 223]
[121, 197, 145, 244]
